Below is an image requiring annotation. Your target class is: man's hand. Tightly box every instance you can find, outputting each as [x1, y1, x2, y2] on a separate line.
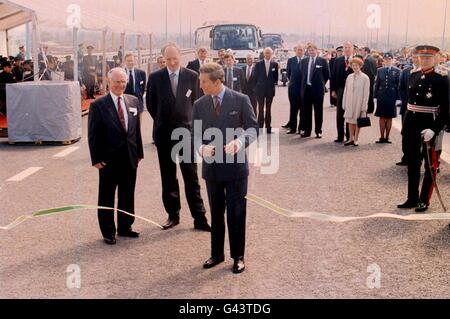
[224, 140, 243, 155]
[331, 91, 337, 99]
[421, 129, 435, 143]
[201, 145, 216, 158]
[94, 162, 106, 170]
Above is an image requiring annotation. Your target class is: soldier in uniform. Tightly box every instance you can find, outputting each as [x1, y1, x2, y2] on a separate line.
[82, 45, 98, 99]
[398, 45, 449, 213]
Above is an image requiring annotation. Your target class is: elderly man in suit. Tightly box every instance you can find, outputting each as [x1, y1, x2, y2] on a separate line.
[285, 44, 305, 134]
[330, 42, 354, 143]
[88, 68, 144, 245]
[146, 44, 210, 232]
[300, 43, 330, 138]
[360, 47, 378, 114]
[254, 47, 279, 134]
[242, 54, 257, 115]
[193, 62, 259, 274]
[223, 53, 245, 93]
[124, 53, 147, 114]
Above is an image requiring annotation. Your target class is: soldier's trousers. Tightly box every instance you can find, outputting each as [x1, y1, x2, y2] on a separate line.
[406, 133, 437, 205]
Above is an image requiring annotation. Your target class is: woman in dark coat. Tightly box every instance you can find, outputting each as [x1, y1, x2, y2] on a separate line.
[374, 52, 401, 144]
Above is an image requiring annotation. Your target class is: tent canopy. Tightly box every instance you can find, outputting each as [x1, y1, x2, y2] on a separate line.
[0, 0, 149, 34]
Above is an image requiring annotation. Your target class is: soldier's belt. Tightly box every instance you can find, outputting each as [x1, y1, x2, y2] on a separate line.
[407, 104, 439, 114]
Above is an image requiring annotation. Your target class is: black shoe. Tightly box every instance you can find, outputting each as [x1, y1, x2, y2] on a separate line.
[396, 161, 408, 166]
[316, 133, 322, 139]
[103, 236, 116, 245]
[376, 138, 386, 144]
[267, 130, 273, 134]
[334, 139, 344, 143]
[344, 141, 355, 146]
[162, 216, 180, 230]
[286, 130, 297, 135]
[203, 256, 225, 269]
[118, 230, 140, 238]
[194, 222, 212, 232]
[397, 200, 419, 209]
[385, 139, 392, 144]
[232, 257, 245, 274]
[415, 201, 429, 213]
[282, 124, 290, 129]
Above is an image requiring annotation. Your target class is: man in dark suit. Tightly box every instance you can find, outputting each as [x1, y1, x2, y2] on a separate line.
[193, 63, 259, 274]
[82, 45, 98, 99]
[186, 47, 208, 74]
[285, 44, 305, 134]
[223, 53, 245, 93]
[242, 54, 257, 115]
[146, 44, 210, 232]
[88, 68, 144, 245]
[300, 43, 330, 138]
[124, 53, 147, 114]
[187, 47, 209, 97]
[254, 47, 279, 134]
[397, 52, 419, 166]
[330, 42, 354, 142]
[361, 47, 377, 114]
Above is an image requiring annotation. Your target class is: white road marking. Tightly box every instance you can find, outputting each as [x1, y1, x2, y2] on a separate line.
[7, 167, 43, 182]
[53, 146, 80, 158]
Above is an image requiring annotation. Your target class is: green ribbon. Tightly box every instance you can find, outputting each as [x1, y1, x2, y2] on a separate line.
[0, 205, 163, 231]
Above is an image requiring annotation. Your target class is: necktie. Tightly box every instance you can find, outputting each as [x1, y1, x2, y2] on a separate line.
[266, 61, 270, 76]
[170, 72, 178, 97]
[247, 66, 251, 81]
[227, 68, 233, 89]
[117, 97, 127, 131]
[214, 96, 221, 117]
[129, 70, 135, 94]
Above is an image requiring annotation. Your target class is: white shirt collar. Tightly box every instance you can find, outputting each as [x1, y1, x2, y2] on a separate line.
[110, 91, 125, 103]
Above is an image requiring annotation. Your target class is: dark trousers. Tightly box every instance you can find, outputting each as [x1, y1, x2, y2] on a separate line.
[245, 92, 258, 116]
[367, 79, 375, 114]
[98, 160, 137, 238]
[288, 93, 301, 132]
[257, 95, 274, 129]
[405, 132, 436, 205]
[336, 88, 350, 141]
[84, 74, 96, 99]
[206, 178, 248, 259]
[156, 140, 207, 223]
[401, 113, 407, 163]
[303, 87, 325, 135]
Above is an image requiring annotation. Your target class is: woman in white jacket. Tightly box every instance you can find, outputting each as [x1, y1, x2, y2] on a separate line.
[343, 57, 370, 147]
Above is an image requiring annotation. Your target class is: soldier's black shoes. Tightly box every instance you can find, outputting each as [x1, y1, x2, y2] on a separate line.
[162, 216, 180, 230]
[118, 230, 140, 238]
[334, 139, 344, 143]
[415, 202, 429, 213]
[103, 236, 117, 245]
[203, 256, 225, 269]
[232, 257, 245, 274]
[398, 200, 419, 209]
[194, 222, 212, 232]
[282, 124, 290, 129]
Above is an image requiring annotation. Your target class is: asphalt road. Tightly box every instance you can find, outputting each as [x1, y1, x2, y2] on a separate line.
[1, 86, 450, 299]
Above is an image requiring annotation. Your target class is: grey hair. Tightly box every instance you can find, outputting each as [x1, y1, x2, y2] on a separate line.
[162, 42, 181, 55]
[108, 67, 128, 80]
[199, 62, 225, 82]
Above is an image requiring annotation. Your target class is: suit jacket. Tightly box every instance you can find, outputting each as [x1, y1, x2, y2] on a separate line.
[300, 56, 330, 99]
[88, 94, 144, 169]
[192, 88, 259, 182]
[287, 56, 303, 96]
[186, 59, 201, 74]
[124, 68, 147, 112]
[146, 67, 199, 143]
[362, 55, 377, 82]
[254, 60, 279, 98]
[242, 64, 256, 96]
[330, 56, 353, 92]
[224, 66, 245, 93]
[399, 65, 414, 115]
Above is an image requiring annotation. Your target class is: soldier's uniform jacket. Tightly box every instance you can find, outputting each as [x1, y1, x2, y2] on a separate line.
[402, 68, 449, 137]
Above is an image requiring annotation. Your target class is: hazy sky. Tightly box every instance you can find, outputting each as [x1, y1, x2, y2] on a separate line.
[22, 0, 450, 47]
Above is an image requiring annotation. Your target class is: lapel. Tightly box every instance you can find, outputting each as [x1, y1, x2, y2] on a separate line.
[215, 89, 232, 127]
[176, 68, 185, 103]
[123, 95, 134, 135]
[162, 68, 177, 101]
